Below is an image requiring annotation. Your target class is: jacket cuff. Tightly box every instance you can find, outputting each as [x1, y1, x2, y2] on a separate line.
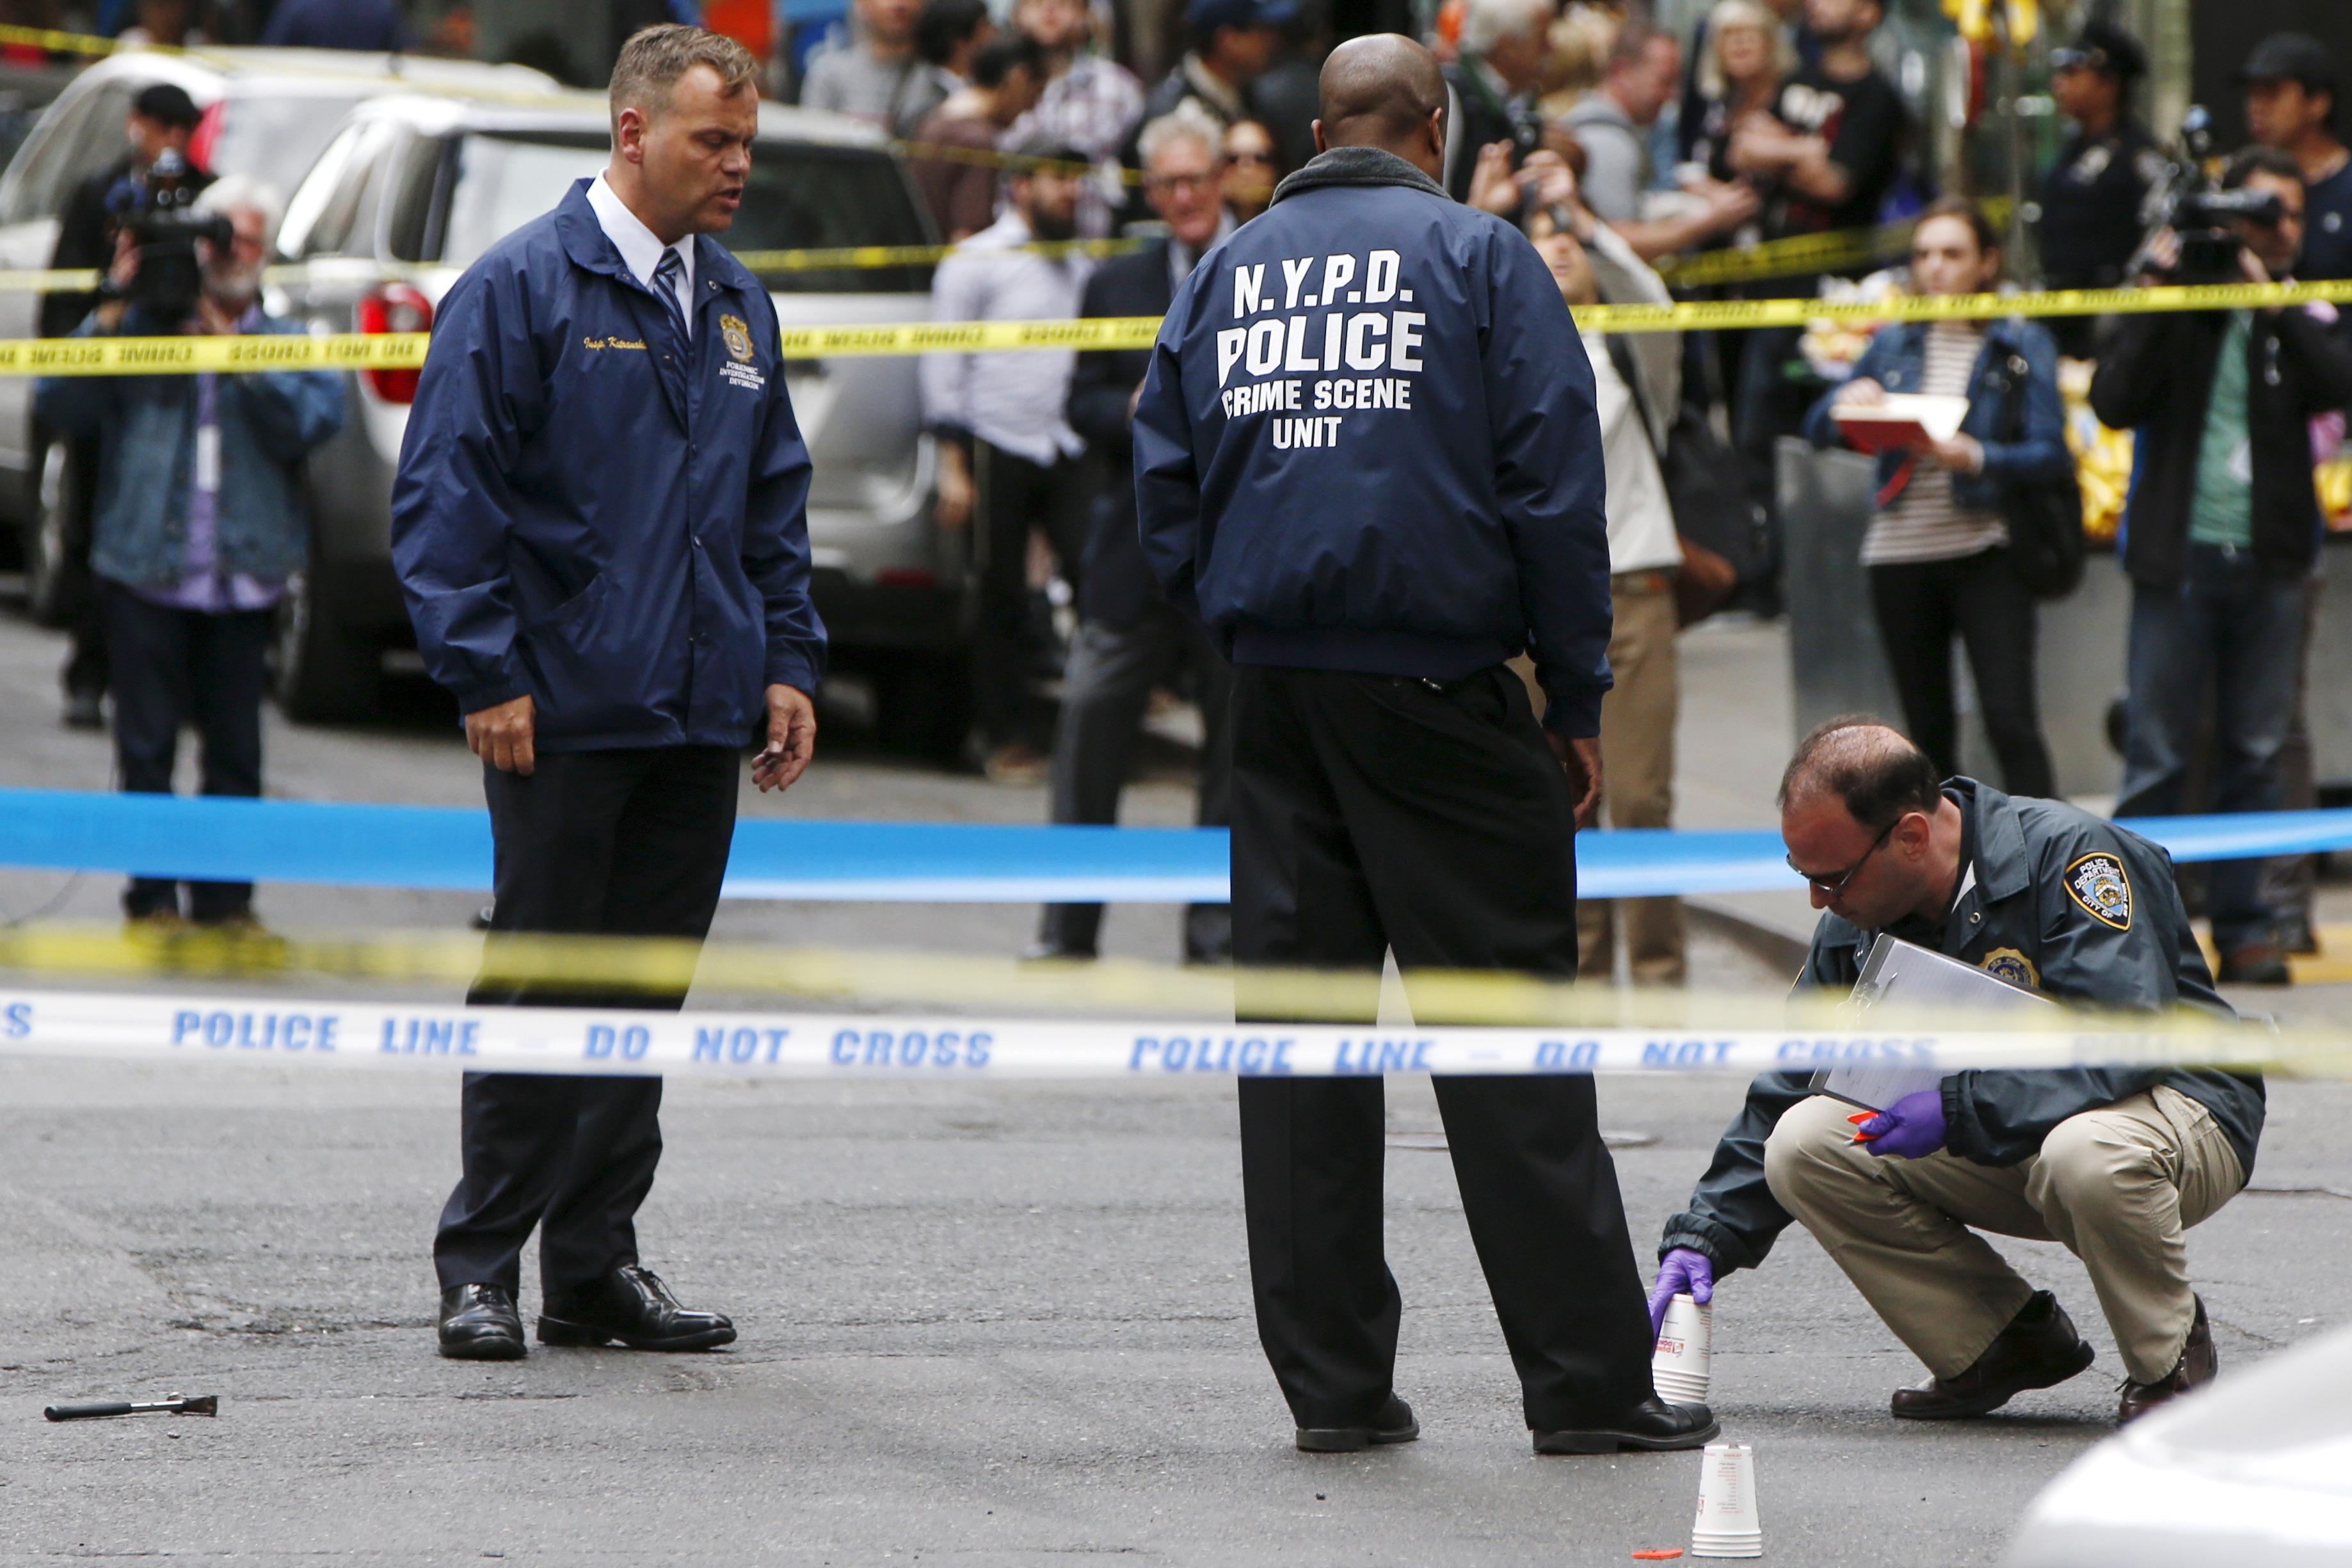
[1658, 1212, 1761, 1274]
[453, 673, 526, 715]
[765, 651, 822, 694]
[1540, 685, 1605, 740]
[1939, 1073, 1978, 1158]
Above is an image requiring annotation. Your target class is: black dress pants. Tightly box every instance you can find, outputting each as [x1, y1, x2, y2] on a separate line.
[433, 745, 738, 1295]
[972, 440, 1087, 749]
[1037, 605, 1233, 961]
[1229, 665, 1656, 1432]
[105, 582, 271, 922]
[1868, 547, 2056, 797]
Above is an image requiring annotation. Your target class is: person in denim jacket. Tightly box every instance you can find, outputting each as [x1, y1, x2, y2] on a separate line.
[36, 173, 342, 931]
[1802, 197, 2070, 797]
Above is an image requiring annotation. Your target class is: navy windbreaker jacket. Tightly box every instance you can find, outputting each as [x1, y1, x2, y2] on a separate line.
[392, 179, 826, 751]
[1132, 147, 1613, 736]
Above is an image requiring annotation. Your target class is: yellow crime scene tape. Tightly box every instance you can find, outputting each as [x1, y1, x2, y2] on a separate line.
[0, 277, 2335, 373]
[1652, 200, 2018, 290]
[0, 278, 2343, 374]
[0, 237, 1145, 296]
[0, 920, 2330, 1080]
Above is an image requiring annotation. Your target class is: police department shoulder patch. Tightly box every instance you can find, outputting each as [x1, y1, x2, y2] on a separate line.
[719, 314, 754, 363]
[1980, 947, 2040, 991]
[2065, 852, 2133, 931]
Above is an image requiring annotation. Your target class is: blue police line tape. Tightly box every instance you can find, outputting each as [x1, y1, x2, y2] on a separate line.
[3, 788, 2351, 904]
[0, 988, 2285, 1079]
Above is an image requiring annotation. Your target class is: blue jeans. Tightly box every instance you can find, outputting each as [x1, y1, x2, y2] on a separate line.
[2116, 543, 2309, 947]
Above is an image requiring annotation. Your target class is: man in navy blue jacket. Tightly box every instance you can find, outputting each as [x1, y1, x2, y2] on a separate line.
[392, 26, 826, 1363]
[1133, 34, 1715, 1458]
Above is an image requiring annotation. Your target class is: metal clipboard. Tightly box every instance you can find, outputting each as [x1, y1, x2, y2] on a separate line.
[1809, 934, 2053, 1112]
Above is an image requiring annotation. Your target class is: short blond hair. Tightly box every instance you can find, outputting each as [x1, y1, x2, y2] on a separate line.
[609, 24, 760, 134]
[1697, 0, 1795, 100]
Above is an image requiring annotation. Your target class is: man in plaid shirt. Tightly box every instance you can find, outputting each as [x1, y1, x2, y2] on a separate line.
[1005, 0, 1143, 235]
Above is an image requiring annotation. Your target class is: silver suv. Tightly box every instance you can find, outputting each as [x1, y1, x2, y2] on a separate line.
[0, 47, 557, 624]
[270, 92, 965, 748]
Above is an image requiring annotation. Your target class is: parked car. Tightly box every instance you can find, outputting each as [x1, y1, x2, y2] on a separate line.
[2004, 1320, 2352, 1566]
[268, 91, 966, 750]
[0, 46, 557, 625]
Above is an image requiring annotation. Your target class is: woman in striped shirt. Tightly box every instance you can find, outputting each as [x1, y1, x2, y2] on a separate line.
[1802, 198, 2070, 796]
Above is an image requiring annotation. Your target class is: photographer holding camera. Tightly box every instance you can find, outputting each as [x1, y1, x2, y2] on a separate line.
[43, 83, 214, 730]
[2089, 145, 2352, 985]
[35, 175, 343, 933]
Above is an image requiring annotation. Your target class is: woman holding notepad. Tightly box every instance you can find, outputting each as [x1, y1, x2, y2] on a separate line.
[1801, 198, 2070, 797]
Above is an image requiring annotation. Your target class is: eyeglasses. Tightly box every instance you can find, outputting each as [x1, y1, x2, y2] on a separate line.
[1228, 149, 1277, 166]
[1786, 816, 1902, 898]
[1148, 171, 1221, 193]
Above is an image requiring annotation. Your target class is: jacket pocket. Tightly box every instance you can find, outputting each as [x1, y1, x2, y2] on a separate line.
[515, 573, 637, 737]
[520, 572, 612, 634]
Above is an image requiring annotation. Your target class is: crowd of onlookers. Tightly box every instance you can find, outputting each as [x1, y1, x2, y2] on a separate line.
[15, 0, 2352, 989]
[894, 0, 2352, 991]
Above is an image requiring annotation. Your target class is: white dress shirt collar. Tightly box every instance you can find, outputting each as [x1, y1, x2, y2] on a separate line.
[588, 172, 695, 329]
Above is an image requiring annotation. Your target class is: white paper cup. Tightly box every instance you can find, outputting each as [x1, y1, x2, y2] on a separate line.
[1690, 1441, 1762, 1559]
[1652, 1293, 1712, 1404]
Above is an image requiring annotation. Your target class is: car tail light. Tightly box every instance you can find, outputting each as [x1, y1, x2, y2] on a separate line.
[356, 283, 432, 404]
[189, 100, 224, 173]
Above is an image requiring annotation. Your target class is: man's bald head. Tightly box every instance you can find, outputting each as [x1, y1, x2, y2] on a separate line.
[1315, 34, 1448, 169]
[1778, 719, 1942, 826]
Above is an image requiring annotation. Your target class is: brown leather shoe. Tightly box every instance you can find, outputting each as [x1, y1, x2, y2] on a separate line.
[1890, 1291, 2095, 1420]
[2118, 1296, 2216, 1425]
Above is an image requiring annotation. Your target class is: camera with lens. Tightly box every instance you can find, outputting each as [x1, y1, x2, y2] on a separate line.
[2148, 106, 2285, 285]
[104, 149, 232, 319]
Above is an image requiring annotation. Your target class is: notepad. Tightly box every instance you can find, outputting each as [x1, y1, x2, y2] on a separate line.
[1832, 393, 1971, 455]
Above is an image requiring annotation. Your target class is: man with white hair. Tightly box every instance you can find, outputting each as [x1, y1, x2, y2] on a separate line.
[35, 173, 344, 931]
[1031, 103, 1235, 964]
[1441, 0, 1551, 200]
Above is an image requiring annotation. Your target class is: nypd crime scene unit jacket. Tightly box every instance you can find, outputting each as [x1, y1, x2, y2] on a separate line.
[1131, 146, 1615, 738]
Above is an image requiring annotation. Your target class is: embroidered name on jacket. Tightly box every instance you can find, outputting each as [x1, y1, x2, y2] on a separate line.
[1212, 249, 1425, 450]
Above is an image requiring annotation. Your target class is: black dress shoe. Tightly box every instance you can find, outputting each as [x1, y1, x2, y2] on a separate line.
[1891, 1290, 2093, 1420]
[2217, 941, 2292, 986]
[1295, 1394, 1419, 1453]
[538, 1264, 736, 1351]
[438, 1283, 525, 1361]
[2118, 1296, 2216, 1425]
[1533, 1398, 1718, 1454]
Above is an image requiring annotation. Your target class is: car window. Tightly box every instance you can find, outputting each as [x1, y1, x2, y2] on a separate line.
[204, 90, 374, 202]
[438, 131, 933, 291]
[337, 128, 408, 258]
[276, 120, 367, 258]
[2, 78, 134, 223]
[281, 119, 399, 259]
[385, 133, 450, 263]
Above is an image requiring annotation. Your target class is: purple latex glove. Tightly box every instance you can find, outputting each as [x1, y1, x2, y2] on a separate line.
[1853, 1089, 1949, 1160]
[1647, 1247, 1715, 1336]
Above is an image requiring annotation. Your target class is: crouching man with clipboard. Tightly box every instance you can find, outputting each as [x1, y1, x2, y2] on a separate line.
[1650, 721, 2264, 1427]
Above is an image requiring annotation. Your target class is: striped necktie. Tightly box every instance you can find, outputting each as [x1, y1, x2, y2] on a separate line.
[651, 246, 688, 339]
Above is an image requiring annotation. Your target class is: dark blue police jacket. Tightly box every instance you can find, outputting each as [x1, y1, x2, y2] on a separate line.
[391, 179, 826, 752]
[1132, 147, 1613, 737]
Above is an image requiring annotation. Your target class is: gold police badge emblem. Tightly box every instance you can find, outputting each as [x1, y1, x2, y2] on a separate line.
[1980, 948, 2040, 991]
[2065, 852, 2134, 931]
[719, 314, 754, 363]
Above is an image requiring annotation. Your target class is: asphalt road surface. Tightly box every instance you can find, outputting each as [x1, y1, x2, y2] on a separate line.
[2, 604, 2347, 1566]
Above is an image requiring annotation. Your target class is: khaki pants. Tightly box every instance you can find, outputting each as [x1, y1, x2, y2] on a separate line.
[1763, 1089, 2244, 1384]
[1576, 573, 1683, 984]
